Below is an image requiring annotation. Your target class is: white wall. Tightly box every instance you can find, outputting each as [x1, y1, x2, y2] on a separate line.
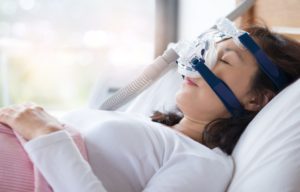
[178, 0, 235, 41]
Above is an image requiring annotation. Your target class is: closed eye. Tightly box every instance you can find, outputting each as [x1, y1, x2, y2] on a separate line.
[220, 59, 230, 65]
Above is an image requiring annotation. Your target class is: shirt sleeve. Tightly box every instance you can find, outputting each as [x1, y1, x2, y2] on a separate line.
[24, 130, 108, 192]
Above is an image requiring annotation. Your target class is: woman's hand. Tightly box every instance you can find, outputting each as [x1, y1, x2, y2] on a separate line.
[0, 103, 63, 140]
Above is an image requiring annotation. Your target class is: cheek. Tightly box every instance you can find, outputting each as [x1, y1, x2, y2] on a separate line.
[175, 83, 227, 120]
[176, 84, 199, 105]
[216, 68, 256, 100]
[176, 89, 200, 112]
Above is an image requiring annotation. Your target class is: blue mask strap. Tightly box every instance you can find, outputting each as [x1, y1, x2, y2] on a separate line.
[191, 58, 244, 117]
[238, 33, 288, 91]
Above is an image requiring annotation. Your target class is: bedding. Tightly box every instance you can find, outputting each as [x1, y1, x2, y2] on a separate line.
[227, 79, 300, 191]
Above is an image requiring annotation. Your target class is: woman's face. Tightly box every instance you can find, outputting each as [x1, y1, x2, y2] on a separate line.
[176, 38, 259, 122]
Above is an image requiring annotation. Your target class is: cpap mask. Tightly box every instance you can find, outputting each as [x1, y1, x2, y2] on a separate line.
[175, 18, 246, 78]
[176, 29, 224, 78]
[174, 18, 289, 117]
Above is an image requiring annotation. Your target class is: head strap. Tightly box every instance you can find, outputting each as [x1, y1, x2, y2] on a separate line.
[191, 58, 244, 117]
[238, 33, 289, 91]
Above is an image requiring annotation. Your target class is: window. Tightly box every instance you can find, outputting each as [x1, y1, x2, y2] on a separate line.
[178, 0, 235, 40]
[0, 0, 155, 113]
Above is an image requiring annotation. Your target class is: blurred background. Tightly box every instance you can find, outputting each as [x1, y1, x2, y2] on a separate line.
[0, 0, 234, 114]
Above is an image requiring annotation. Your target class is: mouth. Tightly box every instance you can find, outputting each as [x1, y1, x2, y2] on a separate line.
[185, 77, 198, 87]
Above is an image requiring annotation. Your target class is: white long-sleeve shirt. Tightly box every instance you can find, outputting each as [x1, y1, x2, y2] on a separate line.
[24, 110, 233, 192]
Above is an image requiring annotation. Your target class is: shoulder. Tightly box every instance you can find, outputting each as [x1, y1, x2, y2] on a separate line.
[144, 146, 233, 192]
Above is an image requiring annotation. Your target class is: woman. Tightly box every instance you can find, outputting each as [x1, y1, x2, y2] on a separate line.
[1, 26, 300, 192]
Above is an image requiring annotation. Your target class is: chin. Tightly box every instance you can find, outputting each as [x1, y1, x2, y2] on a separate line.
[175, 88, 199, 107]
[175, 92, 196, 115]
[176, 90, 228, 121]
[175, 93, 184, 112]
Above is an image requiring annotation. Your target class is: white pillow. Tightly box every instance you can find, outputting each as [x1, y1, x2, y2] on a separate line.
[88, 63, 183, 116]
[122, 63, 183, 116]
[227, 79, 300, 192]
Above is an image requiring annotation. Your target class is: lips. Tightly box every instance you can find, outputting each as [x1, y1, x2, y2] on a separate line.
[185, 77, 198, 87]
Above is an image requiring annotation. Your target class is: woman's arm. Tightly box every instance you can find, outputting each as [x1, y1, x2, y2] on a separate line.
[25, 130, 108, 192]
[0, 103, 108, 192]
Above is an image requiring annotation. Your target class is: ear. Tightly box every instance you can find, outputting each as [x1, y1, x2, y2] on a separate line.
[244, 89, 275, 112]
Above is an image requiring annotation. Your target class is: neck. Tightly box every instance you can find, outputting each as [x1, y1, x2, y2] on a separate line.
[172, 116, 208, 142]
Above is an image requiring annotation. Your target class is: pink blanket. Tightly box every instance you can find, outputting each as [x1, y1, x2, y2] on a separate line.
[0, 123, 88, 192]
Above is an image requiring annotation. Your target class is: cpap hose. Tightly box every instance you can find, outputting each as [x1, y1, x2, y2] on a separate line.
[99, 48, 179, 110]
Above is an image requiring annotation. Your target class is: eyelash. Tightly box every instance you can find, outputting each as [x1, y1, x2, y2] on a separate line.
[220, 59, 230, 65]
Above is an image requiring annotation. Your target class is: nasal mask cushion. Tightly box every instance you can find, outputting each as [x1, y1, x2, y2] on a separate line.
[176, 31, 219, 78]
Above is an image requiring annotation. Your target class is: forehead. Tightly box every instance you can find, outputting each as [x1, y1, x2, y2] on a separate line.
[217, 38, 243, 52]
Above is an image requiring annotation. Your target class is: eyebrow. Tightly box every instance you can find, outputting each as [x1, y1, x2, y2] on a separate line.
[223, 47, 244, 62]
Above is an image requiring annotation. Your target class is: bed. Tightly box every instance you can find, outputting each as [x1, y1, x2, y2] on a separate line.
[88, 0, 300, 191]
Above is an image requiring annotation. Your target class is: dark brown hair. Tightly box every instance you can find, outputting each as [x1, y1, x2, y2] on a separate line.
[151, 26, 300, 155]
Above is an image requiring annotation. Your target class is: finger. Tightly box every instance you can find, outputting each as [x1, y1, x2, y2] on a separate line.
[1, 104, 23, 112]
[10, 104, 24, 112]
[11, 103, 35, 112]
[23, 102, 37, 107]
[23, 102, 44, 111]
[0, 106, 14, 112]
[7, 104, 26, 114]
[0, 110, 14, 126]
[32, 105, 44, 111]
[0, 105, 29, 120]
[0, 107, 16, 115]
[0, 107, 17, 119]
